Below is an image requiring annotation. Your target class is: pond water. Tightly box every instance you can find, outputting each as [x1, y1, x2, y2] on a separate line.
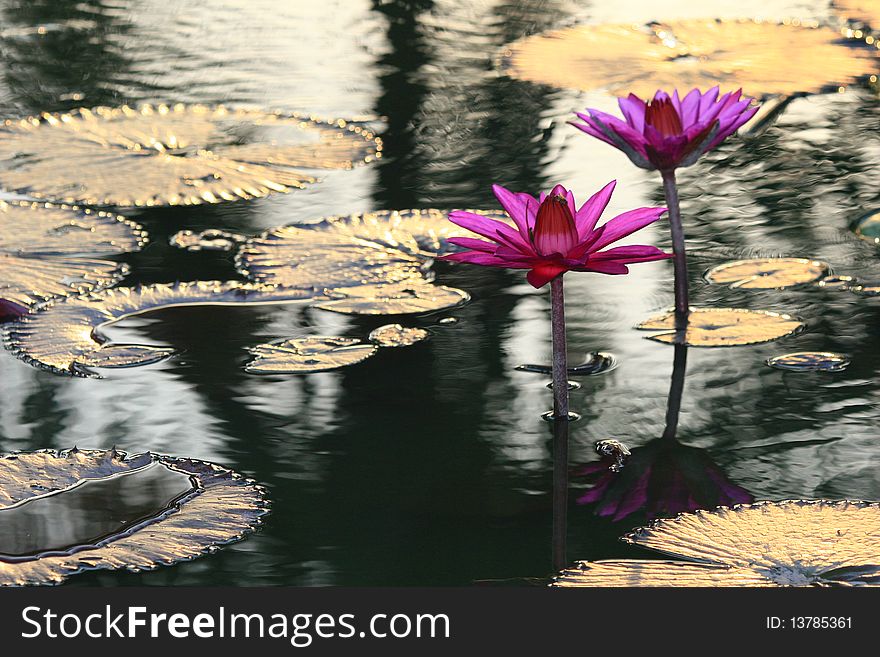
[1, 0, 880, 585]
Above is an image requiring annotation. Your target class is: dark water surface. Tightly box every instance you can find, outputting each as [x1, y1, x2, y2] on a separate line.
[1, 0, 880, 585]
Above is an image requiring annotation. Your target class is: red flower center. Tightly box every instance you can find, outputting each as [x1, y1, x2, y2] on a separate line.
[533, 194, 578, 256]
[645, 97, 683, 138]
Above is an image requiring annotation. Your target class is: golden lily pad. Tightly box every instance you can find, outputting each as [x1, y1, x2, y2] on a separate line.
[0, 201, 145, 308]
[637, 307, 805, 347]
[705, 258, 830, 289]
[0, 449, 267, 586]
[502, 19, 879, 97]
[245, 337, 378, 374]
[853, 210, 880, 245]
[851, 282, 880, 296]
[236, 209, 506, 315]
[3, 281, 314, 377]
[368, 324, 429, 347]
[767, 351, 851, 372]
[0, 104, 381, 207]
[555, 501, 880, 587]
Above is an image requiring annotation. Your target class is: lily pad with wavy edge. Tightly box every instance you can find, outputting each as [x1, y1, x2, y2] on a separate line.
[554, 501, 880, 587]
[2, 281, 314, 377]
[704, 258, 830, 290]
[0, 104, 381, 207]
[368, 324, 428, 347]
[767, 351, 851, 372]
[245, 337, 378, 374]
[501, 19, 879, 98]
[0, 201, 146, 308]
[236, 209, 508, 314]
[637, 307, 805, 347]
[0, 449, 267, 586]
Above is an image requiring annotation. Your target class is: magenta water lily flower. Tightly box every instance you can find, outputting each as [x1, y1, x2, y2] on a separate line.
[570, 87, 758, 171]
[443, 181, 670, 289]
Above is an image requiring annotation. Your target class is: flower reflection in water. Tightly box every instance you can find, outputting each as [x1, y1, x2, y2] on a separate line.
[575, 344, 753, 522]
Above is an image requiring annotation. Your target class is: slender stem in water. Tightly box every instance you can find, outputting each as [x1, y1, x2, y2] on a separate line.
[551, 416, 569, 572]
[660, 168, 690, 327]
[549, 275, 569, 420]
[661, 343, 688, 441]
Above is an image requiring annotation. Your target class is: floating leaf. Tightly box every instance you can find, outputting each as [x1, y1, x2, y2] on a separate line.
[850, 282, 880, 295]
[245, 337, 377, 374]
[555, 501, 880, 587]
[516, 352, 616, 376]
[852, 210, 880, 245]
[3, 281, 313, 377]
[368, 324, 429, 347]
[767, 351, 851, 372]
[502, 20, 879, 97]
[236, 209, 506, 314]
[637, 308, 805, 347]
[705, 258, 829, 289]
[0, 201, 145, 309]
[0, 449, 267, 586]
[169, 229, 248, 252]
[818, 274, 858, 289]
[0, 105, 381, 207]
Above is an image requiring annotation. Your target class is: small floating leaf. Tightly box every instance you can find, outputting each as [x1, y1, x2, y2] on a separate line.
[169, 229, 248, 252]
[0, 105, 381, 207]
[767, 351, 851, 372]
[0, 201, 145, 309]
[705, 258, 829, 289]
[852, 210, 880, 245]
[850, 282, 880, 296]
[502, 20, 879, 97]
[245, 337, 377, 374]
[368, 324, 428, 347]
[312, 284, 469, 315]
[555, 501, 880, 587]
[818, 274, 857, 289]
[3, 281, 313, 377]
[637, 308, 804, 347]
[0, 449, 267, 586]
[516, 352, 616, 376]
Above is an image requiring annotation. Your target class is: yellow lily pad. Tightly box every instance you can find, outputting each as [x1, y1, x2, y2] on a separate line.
[502, 19, 879, 97]
[637, 307, 805, 347]
[705, 258, 829, 289]
[245, 337, 378, 374]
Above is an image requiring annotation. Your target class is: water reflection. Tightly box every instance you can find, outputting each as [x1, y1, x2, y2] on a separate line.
[575, 344, 754, 521]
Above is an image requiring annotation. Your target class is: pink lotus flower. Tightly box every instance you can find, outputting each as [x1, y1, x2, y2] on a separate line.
[442, 182, 670, 288]
[570, 87, 758, 171]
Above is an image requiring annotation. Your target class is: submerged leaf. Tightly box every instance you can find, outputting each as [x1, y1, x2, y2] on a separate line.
[705, 258, 829, 289]
[3, 281, 313, 377]
[245, 337, 378, 374]
[555, 500, 880, 587]
[237, 209, 505, 314]
[368, 324, 429, 347]
[637, 308, 805, 347]
[169, 229, 248, 252]
[0, 105, 381, 207]
[502, 19, 879, 97]
[767, 351, 851, 372]
[0, 449, 267, 586]
[0, 201, 145, 309]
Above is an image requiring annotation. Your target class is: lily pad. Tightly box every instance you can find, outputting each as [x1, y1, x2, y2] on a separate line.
[834, 0, 880, 28]
[169, 229, 248, 252]
[516, 352, 616, 376]
[0, 449, 267, 586]
[637, 308, 805, 347]
[705, 258, 829, 289]
[368, 324, 429, 347]
[555, 500, 880, 587]
[0, 105, 381, 207]
[850, 282, 880, 296]
[852, 210, 880, 245]
[502, 19, 879, 97]
[3, 281, 313, 377]
[245, 337, 377, 374]
[236, 209, 507, 315]
[767, 351, 851, 372]
[0, 201, 145, 309]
